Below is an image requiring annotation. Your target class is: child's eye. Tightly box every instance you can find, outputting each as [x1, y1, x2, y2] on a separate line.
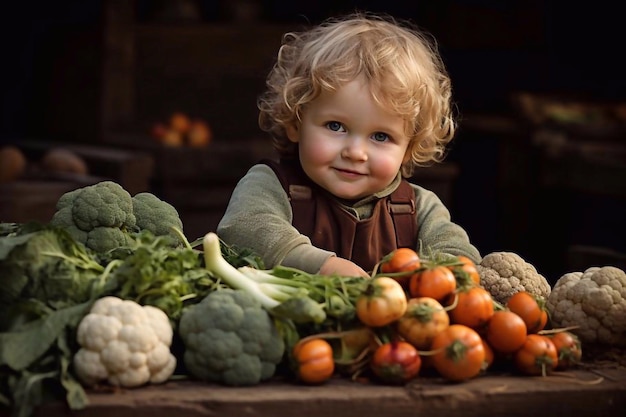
[372, 132, 389, 142]
[326, 121, 345, 132]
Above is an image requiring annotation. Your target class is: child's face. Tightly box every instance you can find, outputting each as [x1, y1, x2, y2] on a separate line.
[287, 77, 410, 201]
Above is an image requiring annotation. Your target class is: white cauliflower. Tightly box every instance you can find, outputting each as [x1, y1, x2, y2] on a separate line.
[477, 251, 551, 305]
[73, 296, 177, 388]
[547, 266, 626, 347]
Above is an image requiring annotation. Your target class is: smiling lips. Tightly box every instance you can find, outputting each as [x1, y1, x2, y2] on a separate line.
[333, 167, 365, 179]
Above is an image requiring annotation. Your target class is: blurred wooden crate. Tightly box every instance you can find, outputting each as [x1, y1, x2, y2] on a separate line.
[0, 180, 96, 224]
[1, 141, 155, 224]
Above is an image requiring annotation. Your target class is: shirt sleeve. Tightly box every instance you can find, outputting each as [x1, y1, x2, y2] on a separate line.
[412, 184, 482, 263]
[217, 163, 336, 272]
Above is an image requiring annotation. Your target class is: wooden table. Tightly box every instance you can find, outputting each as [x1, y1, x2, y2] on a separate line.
[17, 364, 626, 417]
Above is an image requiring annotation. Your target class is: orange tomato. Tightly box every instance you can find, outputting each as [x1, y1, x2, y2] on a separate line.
[356, 277, 407, 327]
[480, 337, 495, 371]
[450, 255, 481, 287]
[160, 129, 184, 147]
[430, 324, 486, 382]
[169, 112, 192, 134]
[448, 286, 495, 331]
[292, 338, 335, 384]
[370, 341, 422, 384]
[514, 334, 558, 376]
[550, 331, 582, 370]
[486, 310, 527, 354]
[409, 266, 456, 303]
[396, 297, 450, 350]
[380, 247, 421, 289]
[187, 120, 213, 147]
[506, 291, 548, 334]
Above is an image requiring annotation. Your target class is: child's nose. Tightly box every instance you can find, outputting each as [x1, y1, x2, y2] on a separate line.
[341, 136, 368, 161]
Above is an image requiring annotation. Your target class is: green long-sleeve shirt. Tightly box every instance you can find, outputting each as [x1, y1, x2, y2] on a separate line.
[217, 163, 481, 273]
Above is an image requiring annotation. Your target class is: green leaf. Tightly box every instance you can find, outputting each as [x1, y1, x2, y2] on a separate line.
[0, 233, 35, 260]
[0, 302, 91, 371]
[270, 295, 327, 324]
[10, 369, 57, 417]
[57, 337, 88, 410]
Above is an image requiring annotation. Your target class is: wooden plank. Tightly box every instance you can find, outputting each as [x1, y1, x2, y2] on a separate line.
[18, 368, 626, 417]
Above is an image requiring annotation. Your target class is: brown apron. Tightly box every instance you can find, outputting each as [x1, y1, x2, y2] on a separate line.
[264, 159, 418, 272]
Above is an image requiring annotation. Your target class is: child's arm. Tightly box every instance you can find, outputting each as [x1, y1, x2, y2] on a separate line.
[217, 164, 336, 273]
[412, 184, 482, 263]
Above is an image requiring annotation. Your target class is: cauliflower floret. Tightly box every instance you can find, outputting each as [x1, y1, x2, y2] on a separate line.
[178, 289, 285, 386]
[476, 251, 551, 304]
[73, 296, 177, 388]
[547, 266, 626, 347]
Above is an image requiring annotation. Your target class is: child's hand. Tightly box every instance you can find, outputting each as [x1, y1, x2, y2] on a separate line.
[320, 256, 369, 278]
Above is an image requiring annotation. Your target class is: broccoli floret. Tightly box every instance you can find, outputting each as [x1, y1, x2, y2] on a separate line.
[71, 181, 136, 231]
[132, 192, 184, 245]
[85, 227, 133, 253]
[178, 289, 285, 386]
[50, 206, 88, 244]
[50, 181, 137, 253]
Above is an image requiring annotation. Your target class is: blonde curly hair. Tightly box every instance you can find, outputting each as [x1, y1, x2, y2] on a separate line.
[257, 13, 457, 177]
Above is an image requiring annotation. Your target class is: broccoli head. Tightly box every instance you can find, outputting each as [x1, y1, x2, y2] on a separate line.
[132, 192, 184, 246]
[50, 181, 184, 253]
[178, 289, 285, 386]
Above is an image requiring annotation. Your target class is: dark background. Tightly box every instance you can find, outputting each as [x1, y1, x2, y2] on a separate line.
[1, 0, 625, 281]
[2, 1, 626, 136]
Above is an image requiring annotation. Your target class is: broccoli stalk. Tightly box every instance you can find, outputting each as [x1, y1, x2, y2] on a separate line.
[202, 232, 328, 324]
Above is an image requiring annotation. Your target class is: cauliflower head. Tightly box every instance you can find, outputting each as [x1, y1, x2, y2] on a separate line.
[477, 251, 551, 304]
[547, 266, 626, 347]
[73, 296, 177, 388]
[178, 289, 285, 386]
[132, 192, 184, 245]
[50, 181, 136, 253]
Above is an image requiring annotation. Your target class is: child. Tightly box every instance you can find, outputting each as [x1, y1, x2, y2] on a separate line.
[217, 12, 481, 277]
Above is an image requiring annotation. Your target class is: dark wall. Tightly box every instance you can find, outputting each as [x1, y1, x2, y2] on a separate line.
[2, 1, 625, 141]
[1, 1, 624, 280]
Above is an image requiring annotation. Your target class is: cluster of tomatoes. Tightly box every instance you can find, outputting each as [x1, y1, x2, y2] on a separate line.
[150, 112, 213, 148]
[290, 248, 583, 385]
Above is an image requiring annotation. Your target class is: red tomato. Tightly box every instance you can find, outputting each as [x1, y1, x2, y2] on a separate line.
[430, 324, 486, 382]
[448, 286, 495, 331]
[370, 341, 422, 384]
[396, 297, 450, 350]
[550, 331, 582, 370]
[356, 277, 407, 327]
[380, 248, 421, 289]
[409, 266, 456, 303]
[292, 338, 335, 384]
[506, 291, 548, 334]
[514, 334, 558, 376]
[486, 310, 527, 354]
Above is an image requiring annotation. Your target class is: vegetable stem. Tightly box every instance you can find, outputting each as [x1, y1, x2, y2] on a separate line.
[202, 232, 280, 310]
[202, 232, 330, 324]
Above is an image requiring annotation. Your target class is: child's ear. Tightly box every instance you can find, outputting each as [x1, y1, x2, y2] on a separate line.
[286, 123, 299, 143]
